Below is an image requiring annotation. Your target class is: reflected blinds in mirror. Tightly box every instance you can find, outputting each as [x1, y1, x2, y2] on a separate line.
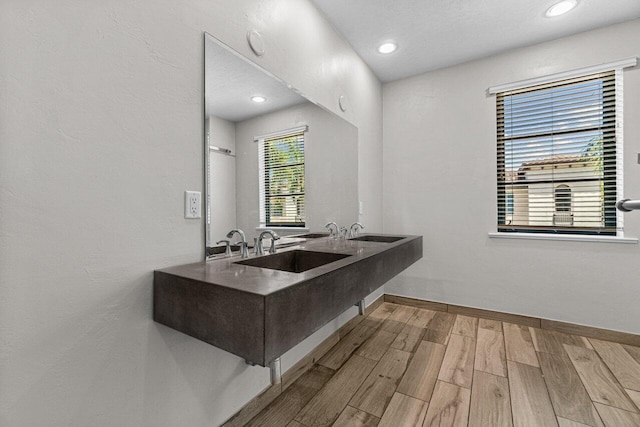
[497, 71, 621, 235]
[258, 128, 306, 227]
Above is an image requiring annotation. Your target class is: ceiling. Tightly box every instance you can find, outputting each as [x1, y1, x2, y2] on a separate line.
[311, 0, 640, 82]
[205, 34, 307, 123]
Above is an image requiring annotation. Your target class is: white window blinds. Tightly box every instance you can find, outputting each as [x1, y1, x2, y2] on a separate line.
[496, 71, 622, 235]
[258, 128, 306, 227]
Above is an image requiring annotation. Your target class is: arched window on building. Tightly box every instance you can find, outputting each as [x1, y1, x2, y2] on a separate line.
[554, 184, 573, 225]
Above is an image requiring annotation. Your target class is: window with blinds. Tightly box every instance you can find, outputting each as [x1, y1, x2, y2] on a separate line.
[497, 71, 621, 235]
[258, 129, 306, 227]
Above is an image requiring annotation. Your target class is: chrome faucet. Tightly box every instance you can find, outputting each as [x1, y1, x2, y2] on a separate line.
[226, 229, 249, 258]
[256, 230, 280, 255]
[339, 227, 348, 239]
[348, 222, 365, 238]
[324, 222, 339, 238]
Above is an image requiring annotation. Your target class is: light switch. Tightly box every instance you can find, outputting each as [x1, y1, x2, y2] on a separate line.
[185, 191, 201, 219]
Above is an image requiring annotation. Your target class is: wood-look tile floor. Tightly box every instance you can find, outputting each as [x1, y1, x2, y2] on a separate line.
[245, 303, 640, 426]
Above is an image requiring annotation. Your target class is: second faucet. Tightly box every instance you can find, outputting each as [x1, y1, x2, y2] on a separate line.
[255, 230, 280, 256]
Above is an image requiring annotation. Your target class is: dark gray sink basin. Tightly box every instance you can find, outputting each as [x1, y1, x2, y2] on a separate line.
[236, 250, 350, 273]
[350, 235, 405, 243]
[296, 232, 330, 238]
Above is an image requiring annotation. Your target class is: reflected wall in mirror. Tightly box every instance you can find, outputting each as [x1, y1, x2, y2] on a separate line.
[204, 33, 359, 257]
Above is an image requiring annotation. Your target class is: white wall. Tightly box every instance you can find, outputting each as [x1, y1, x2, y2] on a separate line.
[383, 19, 640, 334]
[234, 101, 359, 236]
[0, 1, 382, 425]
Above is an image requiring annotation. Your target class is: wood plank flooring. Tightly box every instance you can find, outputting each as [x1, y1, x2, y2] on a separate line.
[244, 302, 640, 426]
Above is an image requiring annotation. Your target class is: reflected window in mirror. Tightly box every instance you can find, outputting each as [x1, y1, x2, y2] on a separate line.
[258, 127, 306, 228]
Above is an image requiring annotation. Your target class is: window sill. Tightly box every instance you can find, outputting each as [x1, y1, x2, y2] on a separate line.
[488, 232, 638, 244]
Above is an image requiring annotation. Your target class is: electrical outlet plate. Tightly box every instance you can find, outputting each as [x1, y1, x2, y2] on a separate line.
[185, 191, 201, 219]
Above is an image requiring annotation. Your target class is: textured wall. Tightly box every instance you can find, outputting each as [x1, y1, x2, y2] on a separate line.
[0, 1, 382, 425]
[383, 19, 640, 334]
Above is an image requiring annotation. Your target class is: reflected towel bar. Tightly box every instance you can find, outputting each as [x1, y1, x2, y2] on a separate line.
[209, 145, 235, 157]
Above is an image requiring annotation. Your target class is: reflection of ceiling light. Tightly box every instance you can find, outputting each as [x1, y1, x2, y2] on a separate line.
[377, 42, 397, 54]
[545, 0, 578, 17]
[251, 96, 266, 103]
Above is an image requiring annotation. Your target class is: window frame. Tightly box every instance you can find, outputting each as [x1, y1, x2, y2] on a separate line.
[495, 71, 621, 237]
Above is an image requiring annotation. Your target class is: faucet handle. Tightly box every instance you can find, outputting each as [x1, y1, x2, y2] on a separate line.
[339, 227, 348, 239]
[216, 239, 232, 256]
[254, 237, 263, 256]
[268, 233, 281, 254]
[239, 241, 250, 258]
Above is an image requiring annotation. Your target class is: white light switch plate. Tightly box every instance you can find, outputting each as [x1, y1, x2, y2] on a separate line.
[185, 191, 201, 219]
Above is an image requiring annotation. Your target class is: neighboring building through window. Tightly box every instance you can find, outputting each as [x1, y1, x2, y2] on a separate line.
[257, 127, 306, 227]
[496, 70, 622, 235]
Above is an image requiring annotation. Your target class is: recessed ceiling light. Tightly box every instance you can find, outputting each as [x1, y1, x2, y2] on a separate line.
[251, 96, 266, 103]
[545, 0, 578, 17]
[377, 42, 397, 54]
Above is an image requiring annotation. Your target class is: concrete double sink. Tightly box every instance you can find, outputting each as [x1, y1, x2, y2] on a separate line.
[153, 233, 422, 366]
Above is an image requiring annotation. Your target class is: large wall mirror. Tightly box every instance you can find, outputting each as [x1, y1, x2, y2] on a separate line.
[204, 33, 359, 257]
